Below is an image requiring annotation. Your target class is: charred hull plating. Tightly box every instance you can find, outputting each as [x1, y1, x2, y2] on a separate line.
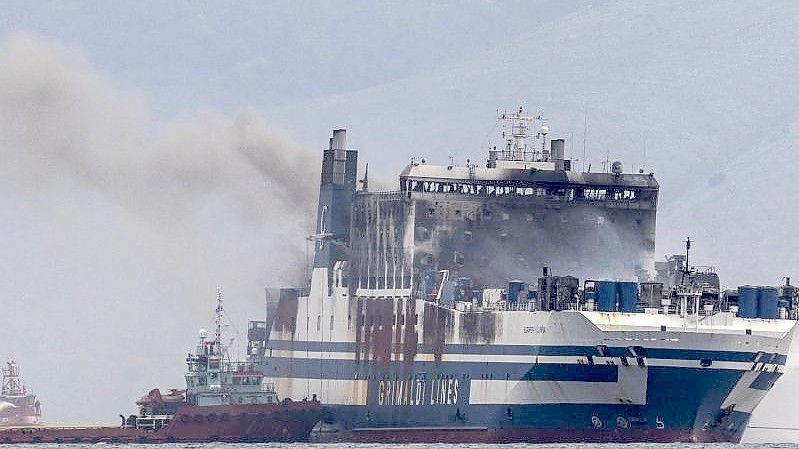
[0, 401, 321, 444]
[247, 124, 797, 443]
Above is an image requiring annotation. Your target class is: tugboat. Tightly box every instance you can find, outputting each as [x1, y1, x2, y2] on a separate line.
[0, 362, 41, 426]
[0, 288, 321, 444]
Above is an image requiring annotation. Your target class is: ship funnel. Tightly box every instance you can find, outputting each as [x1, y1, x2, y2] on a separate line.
[551, 139, 565, 171]
[314, 129, 358, 269]
[331, 129, 347, 151]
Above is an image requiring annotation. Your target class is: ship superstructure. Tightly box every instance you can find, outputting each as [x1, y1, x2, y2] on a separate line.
[0, 362, 41, 426]
[247, 111, 797, 443]
[184, 288, 278, 408]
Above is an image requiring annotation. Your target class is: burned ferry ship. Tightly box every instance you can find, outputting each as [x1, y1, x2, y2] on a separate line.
[246, 109, 797, 443]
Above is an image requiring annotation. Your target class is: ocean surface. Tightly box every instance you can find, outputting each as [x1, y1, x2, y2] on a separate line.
[0, 443, 797, 449]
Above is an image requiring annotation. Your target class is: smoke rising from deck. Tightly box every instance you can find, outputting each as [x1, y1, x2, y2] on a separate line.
[0, 35, 316, 424]
[466, 206, 652, 285]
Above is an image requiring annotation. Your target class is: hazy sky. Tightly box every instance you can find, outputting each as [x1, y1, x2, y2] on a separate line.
[1, 1, 798, 441]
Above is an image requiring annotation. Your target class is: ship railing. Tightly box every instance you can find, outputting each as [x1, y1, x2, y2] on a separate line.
[357, 190, 404, 200]
[135, 415, 171, 431]
[480, 301, 535, 312]
[488, 149, 541, 162]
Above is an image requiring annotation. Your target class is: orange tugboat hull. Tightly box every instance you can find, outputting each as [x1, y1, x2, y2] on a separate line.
[0, 400, 320, 444]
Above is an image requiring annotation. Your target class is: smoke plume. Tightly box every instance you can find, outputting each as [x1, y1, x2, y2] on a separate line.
[0, 34, 317, 423]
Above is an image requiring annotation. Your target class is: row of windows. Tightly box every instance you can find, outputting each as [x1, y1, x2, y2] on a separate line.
[404, 179, 648, 202]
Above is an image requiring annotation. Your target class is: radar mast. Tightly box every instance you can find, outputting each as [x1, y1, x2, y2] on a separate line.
[493, 106, 549, 165]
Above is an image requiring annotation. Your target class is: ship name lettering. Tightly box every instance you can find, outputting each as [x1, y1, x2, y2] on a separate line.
[377, 378, 459, 406]
[523, 326, 546, 334]
[429, 378, 459, 405]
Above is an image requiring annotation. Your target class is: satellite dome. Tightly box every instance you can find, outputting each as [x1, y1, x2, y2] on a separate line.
[611, 161, 623, 175]
[540, 125, 550, 135]
[199, 329, 208, 339]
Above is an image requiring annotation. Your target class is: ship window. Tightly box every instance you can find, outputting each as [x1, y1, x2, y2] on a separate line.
[400, 314, 405, 325]
[700, 359, 712, 367]
[584, 189, 607, 200]
[414, 313, 419, 325]
[464, 231, 473, 242]
[317, 315, 321, 331]
[348, 315, 352, 330]
[330, 315, 334, 330]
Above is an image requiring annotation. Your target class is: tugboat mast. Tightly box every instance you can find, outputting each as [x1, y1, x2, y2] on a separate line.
[215, 285, 223, 345]
[681, 237, 691, 285]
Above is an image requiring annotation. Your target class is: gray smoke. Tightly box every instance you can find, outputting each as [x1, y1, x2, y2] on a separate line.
[0, 34, 317, 424]
[457, 204, 652, 287]
[0, 35, 317, 229]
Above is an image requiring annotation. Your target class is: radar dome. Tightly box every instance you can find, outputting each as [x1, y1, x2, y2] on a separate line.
[611, 161, 623, 175]
[540, 125, 549, 135]
[199, 329, 208, 339]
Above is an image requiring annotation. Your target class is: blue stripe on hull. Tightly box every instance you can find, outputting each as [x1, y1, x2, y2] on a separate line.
[749, 371, 782, 390]
[265, 356, 618, 382]
[265, 357, 758, 443]
[266, 339, 787, 364]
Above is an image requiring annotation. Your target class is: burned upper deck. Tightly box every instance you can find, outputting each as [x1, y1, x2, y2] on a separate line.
[350, 162, 658, 296]
[311, 110, 659, 302]
[399, 163, 659, 202]
[346, 110, 659, 297]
